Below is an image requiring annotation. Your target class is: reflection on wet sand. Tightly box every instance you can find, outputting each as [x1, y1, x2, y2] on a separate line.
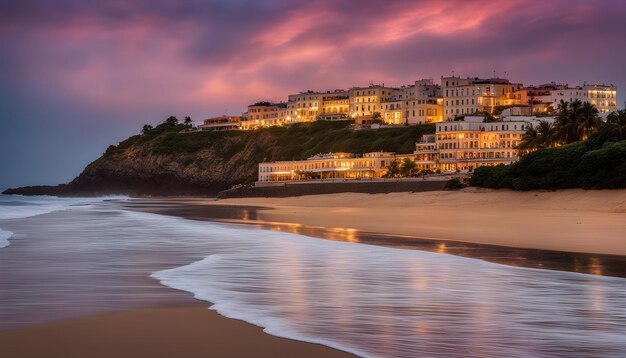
[125, 200, 626, 278]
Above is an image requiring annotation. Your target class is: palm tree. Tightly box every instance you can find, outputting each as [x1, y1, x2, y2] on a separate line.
[606, 109, 626, 141]
[383, 159, 401, 178]
[578, 102, 602, 140]
[515, 124, 539, 156]
[554, 99, 597, 144]
[536, 120, 557, 148]
[399, 158, 418, 177]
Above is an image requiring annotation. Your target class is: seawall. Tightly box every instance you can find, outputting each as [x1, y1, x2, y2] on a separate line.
[217, 180, 448, 198]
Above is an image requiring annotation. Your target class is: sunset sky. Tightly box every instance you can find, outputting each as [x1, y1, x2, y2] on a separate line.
[1, 0, 625, 188]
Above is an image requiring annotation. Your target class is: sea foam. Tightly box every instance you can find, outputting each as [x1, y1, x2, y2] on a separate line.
[0, 229, 13, 248]
[0, 195, 128, 220]
[151, 218, 626, 358]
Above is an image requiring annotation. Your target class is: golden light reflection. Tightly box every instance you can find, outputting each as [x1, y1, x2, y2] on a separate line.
[437, 243, 447, 254]
[589, 257, 603, 276]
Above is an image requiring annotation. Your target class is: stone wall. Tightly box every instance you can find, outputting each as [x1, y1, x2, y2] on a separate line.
[218, 180, 447, 198]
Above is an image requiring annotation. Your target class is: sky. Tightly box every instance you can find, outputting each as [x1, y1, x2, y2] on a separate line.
[1, 0, 626, 189]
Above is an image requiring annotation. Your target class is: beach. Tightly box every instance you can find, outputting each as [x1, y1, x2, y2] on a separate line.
[1, 190, 626, 357]
[214, 188, 626, 255]
[0, 305, 353, 358]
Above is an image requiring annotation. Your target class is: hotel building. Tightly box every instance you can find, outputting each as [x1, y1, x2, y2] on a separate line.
[348, 84, 398, 118]
[582, 84, 617, 113]
[285, 90, 349, 122]
[240, 102, 287, 130]
[225, 76, 617, 132]
[442, 76, 523, 119]
[257, 152, 413, 182]
[518, 83, 618, 114]
[256, 114, 566, 182]
[415, 115, 552, 172]
[198, 115, 241, 131]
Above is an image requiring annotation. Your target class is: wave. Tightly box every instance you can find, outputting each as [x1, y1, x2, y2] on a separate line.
[0, 229, 13, 248]
[152, 254, 372, 358]
[151, 219, 626, 358]
[0, 195, 128, 220]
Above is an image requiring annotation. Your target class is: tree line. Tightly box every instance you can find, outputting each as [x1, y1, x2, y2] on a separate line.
[516, 101, 626, 156]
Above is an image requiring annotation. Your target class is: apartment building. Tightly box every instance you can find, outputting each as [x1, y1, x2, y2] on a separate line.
[518, 83, 618, 114]
[285, 90, 349, 122]
[240, 102, 287, 130]
[198, 115, 241, 131]
[257, 152, 412, 182]
[348, 84, 398, 118]
[442, 76, 523, 119]
[583, 84, 618, 113]
[415, 116, 552, 172]
[371, 79, 444, 125]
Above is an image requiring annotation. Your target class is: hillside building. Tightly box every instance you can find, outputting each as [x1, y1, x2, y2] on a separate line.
[198, 115, 241, 131]
[257, 152, 414, 182]
[415, 116, 554, 172]
[442, 76, 523, 120]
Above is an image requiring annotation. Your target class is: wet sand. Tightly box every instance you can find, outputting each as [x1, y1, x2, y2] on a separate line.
[0, 304, 353, 358]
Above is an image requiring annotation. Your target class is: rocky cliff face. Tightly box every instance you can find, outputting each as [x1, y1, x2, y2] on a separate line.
[3, 121, 432, 197]
[65, 133, 271, 196]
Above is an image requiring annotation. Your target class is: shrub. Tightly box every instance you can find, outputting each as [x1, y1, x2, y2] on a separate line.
[471, 138, 626, 190]
[445, 178, 467, 190]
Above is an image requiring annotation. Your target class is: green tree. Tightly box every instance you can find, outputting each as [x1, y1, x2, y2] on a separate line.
[516, 124, 539, 156]
[165, 116, 179, 126]
[605, 109, 626, 141]
[399, 158, 418, 177]
[578, 101, 602, 140]
[383, 159, 401, 178]
[536, 120, 558, 149]
[516, 120, 558, 156]
[141, 124, 153, 135]
[554, 100, 577, 143]
[184, 116, 193, 126]
[371, 111, 382, 123]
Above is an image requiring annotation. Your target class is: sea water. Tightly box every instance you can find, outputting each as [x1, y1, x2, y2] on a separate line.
[1, 196, 625, 357]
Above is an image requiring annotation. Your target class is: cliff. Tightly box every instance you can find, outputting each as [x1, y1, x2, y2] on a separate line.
[3, 120, 434, 196]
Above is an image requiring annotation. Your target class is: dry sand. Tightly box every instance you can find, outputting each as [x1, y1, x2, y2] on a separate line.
[0, 305, 354, 358]
[218, 188, 626, 255]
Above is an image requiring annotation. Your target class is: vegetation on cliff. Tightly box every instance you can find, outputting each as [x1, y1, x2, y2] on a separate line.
[25, 118, 434, 196]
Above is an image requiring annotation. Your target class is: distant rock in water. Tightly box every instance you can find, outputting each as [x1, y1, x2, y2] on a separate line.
[3, 120, 434, 197]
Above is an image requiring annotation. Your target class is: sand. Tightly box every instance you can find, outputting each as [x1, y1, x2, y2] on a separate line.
[217, 188, 626, 255]
[0, 305, 354, 358]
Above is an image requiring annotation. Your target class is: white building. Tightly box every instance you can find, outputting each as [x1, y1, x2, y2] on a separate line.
[415, 115, 554, 172]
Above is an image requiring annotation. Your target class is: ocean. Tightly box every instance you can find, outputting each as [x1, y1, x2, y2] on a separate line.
[1, 195, 625, 357]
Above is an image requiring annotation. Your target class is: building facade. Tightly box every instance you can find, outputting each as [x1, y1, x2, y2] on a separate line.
[227, 76, 617, 131]
[518, 83, 618, 114]
[240, 102, 287, 129]
[258, 152, 412, 182]
[442, 76, 522, 119]
[415, 116, 553, 172]
[348, 84, 398, 118]
[198, 115, 241, 131]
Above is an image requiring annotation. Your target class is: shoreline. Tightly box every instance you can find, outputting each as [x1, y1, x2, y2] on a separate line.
[123, 194, 626, 278]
